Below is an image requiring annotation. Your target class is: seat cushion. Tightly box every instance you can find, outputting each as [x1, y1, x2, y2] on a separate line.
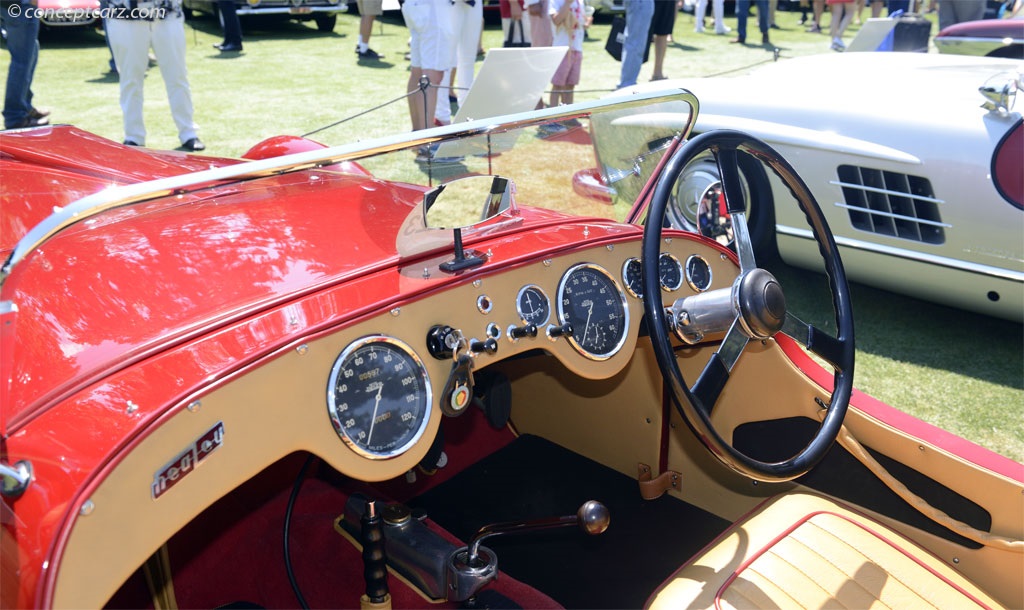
[646, 493, 1004, 609]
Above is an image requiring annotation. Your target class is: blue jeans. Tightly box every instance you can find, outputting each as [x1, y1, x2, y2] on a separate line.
[2, 2, 40, 128]
[735, 0, 768, 41]
[617, 0, 653, 88]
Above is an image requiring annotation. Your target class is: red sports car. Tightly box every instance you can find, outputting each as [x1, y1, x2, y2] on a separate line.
[1, 92, 1021, 609]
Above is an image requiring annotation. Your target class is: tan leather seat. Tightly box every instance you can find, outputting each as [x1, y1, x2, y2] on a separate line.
[646, 493, 1004, 609]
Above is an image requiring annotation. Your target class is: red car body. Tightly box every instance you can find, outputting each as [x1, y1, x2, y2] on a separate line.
[1, 93, 1021, 610]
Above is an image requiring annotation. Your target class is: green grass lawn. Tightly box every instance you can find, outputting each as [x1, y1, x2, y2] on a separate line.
[7, 6, 1024, 462]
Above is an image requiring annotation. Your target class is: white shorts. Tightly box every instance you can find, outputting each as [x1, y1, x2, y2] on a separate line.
[403, 0, 456, 71]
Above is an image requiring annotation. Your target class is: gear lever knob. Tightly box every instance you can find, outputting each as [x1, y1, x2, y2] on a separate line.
[577, 499, 610, 535]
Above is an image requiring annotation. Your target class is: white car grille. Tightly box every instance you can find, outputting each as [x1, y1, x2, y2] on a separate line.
[834, 165, 947, 244]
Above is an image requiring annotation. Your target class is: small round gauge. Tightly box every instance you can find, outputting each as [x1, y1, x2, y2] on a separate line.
[516, 285, 551, 326]
[622, 257, 643, 298]
[685, 255, 713, 292]
[557, 263, 629, 360]
[327, 336, 432, 460]
[658, 253, 684, 291]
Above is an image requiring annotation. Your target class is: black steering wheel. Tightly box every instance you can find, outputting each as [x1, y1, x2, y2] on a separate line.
[642, 131, 855, 482]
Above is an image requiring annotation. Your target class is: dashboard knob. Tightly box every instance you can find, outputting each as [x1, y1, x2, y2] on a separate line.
[547, 323, 573, 339]
[509, 324, 538, 339]
[470, 338, 498, 354]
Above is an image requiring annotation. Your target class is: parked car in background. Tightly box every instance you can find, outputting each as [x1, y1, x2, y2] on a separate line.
[37, 0, 101, 28]
[935, 14, 1024, 58]
[1, 87, 1021, 610]
[623, 52, 1023, 321]
[183, 0, 347, 31]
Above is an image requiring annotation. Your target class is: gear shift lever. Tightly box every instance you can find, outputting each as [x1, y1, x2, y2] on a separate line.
[466, 500, 610, 565]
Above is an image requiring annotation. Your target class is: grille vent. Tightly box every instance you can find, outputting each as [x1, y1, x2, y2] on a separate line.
[835, 165, 946, 244]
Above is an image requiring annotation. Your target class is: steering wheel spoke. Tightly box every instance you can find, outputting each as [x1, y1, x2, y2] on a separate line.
[691, 319, 750, 414]
[782, 312, 849, 371]
[715, 148, 757, 273]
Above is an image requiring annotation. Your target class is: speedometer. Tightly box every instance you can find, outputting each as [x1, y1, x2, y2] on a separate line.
[327, 336, 432, 460]
[556, 263, 629, 360]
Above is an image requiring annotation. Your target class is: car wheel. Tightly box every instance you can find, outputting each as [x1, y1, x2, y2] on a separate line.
[668, 147, 778, 261]
[314, 13, 337, 31]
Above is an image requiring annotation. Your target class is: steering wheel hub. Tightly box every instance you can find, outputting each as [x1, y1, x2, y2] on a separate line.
[735, 268, 786, 339]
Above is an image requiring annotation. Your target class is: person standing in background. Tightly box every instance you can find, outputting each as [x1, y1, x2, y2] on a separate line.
[105, 0, 204, 150]
[694, 0, 729, 34]
[355, 0, 384, 60]
[434, 0, 483, 125]
[1, 0, 49, 129]
[526, 0, 553, 46]
[548, 0, 584, 106]
[214, 0, 243, 52]
[733, 0, 770, 45]
[616, 0, 652, 89]
[650, 0, 678, 81]
[827, 0, 854, 50]
[403, 0, 455, 135]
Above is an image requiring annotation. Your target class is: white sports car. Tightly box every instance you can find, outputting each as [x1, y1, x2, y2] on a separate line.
[622, 52, 1023, 321]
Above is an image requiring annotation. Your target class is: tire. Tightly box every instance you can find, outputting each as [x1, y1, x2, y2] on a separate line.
[313, 13, 336, 31]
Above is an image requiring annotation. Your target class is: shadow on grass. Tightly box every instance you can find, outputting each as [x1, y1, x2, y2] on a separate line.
[769, 262, 1023, 392]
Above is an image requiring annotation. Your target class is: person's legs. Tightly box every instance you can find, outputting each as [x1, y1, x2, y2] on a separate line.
[2, 6, 40, 129]
[215, 0, 243, 48]
[357, 0, 383, 56]
[618, 0, 653, 88]
[756, 0, 770, 41]
[695, 0, 708, 31]
[106, 18, 149, 144]
[712, 0, 728, 32]
[734, 0, 750, 41]
[453, 0, 483, 104]
[151, 15, 199, 145]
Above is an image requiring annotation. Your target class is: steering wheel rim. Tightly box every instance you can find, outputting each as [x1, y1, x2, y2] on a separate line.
[642, 130, 855, 483]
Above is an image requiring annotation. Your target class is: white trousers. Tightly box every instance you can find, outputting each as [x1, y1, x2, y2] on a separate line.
[435, 0, 483, 123]
[695, 0, 726, 32]
[106, 16, 198, 146]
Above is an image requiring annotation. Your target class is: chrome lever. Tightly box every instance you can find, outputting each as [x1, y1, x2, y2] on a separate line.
[466, 500, 610, 566]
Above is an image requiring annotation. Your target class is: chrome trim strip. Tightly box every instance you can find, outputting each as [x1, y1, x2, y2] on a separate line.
[0, 89, 698, 287]
[831, 202, 952, 229]
[777, 225, 1024, 282]
[829, 179, 945, 205]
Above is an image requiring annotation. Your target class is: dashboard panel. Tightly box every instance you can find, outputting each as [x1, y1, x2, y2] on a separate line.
[54, 234, 739, 609]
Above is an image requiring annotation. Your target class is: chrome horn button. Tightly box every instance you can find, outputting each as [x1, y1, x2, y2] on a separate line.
[735, 268, 787, 339]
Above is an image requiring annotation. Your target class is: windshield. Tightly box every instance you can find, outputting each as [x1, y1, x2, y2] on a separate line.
[350, 91, 695, 226]
[0, 89, 697, 284]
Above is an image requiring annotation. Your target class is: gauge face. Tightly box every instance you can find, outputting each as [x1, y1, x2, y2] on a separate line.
[516, 285, 551, 326]
[685, 255, 713, 292]
[557, 264, 629, 360]
[622, 258, 643, 298]
[327, 336, 432, 460]
[658, 253, 684, 291]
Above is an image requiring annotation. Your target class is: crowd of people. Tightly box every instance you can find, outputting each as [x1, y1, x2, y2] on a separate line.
[1, 0, 1003, 152]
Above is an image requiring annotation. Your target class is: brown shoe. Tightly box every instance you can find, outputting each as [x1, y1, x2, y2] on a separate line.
[730, 37, 745, 44]
[28, 107, 50, 120]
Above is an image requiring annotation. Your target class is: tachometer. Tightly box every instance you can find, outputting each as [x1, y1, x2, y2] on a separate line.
[556, 263, 629, 360]
[622, 257, 643, 298]
[327, 336, 432, 460]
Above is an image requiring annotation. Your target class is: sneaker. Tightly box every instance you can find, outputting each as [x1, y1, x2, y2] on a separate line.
[806, 24, 821, 33]
[714, 25, 731, 34]
[123, 140, 140, 146]
[830, 38, 846, 51]
[357, 47, 382, 60]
